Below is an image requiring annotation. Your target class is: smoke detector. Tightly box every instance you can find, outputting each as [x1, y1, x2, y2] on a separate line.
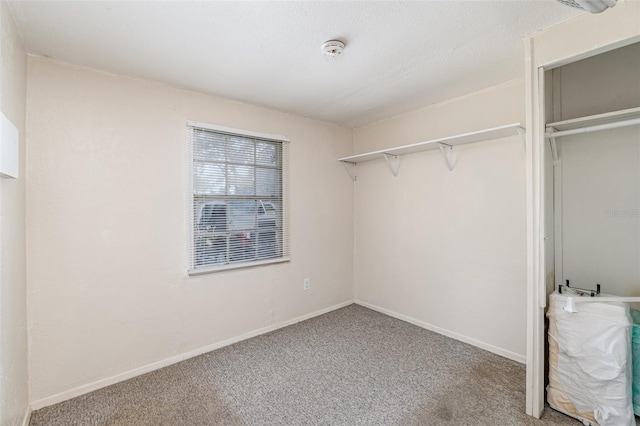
[321, 40, 345, 58]
[556, 0, 617, 13]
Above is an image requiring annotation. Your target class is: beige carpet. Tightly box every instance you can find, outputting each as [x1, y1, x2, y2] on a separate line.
[32, 304, 588, 425]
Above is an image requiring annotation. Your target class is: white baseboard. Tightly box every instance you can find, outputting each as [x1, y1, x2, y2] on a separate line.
[355, 299, 526, 364]
[21, 406, 31, 426]
[31, 298, 523, 411]
[30, 299, 354, 410]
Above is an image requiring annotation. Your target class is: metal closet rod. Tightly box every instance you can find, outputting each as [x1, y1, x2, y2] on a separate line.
[545, 117, 640, 139]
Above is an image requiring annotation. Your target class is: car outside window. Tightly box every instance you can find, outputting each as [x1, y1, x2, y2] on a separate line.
[188, 124, 289, 273]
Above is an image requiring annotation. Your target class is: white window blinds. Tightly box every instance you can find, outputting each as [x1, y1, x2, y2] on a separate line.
[188, 123, 289, 274]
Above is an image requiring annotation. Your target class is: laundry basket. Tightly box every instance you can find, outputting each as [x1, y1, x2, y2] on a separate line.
[632, 310, 640, 417]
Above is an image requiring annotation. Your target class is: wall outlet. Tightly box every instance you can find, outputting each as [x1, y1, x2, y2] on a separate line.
[303, 278, 310, 291]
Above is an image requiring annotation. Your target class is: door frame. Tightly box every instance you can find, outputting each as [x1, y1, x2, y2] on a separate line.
[524, 13, 640, 416]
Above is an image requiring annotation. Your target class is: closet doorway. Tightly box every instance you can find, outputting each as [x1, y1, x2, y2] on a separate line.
[525, 9, 640, 417]
[543, 42, 640, 423]
[545, 43, 640, 299]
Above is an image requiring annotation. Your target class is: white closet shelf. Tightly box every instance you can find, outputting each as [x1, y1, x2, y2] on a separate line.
[338, 123, 525, 179]
[545, 107, 640, 163]
[546, 107, 640, 132]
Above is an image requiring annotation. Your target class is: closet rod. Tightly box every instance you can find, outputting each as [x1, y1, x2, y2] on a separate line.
[545, 117, 640, 139]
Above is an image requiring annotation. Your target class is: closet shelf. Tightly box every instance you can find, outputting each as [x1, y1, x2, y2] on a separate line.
[545, 107, 640, 139]
[337, 123, 525, 180]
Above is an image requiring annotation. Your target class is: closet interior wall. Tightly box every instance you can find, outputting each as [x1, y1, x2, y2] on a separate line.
[547, 42, 640, 299]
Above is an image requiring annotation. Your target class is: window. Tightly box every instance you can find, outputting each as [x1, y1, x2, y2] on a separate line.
[188, 122, 289, 274]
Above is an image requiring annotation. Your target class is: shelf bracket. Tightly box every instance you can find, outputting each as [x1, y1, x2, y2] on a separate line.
[438, 143, 454, 171]
[547, 127, 561, 166]
[382, 153, 400, 177]
[341, 161, 357, 181]
[516, 126, 526, 151]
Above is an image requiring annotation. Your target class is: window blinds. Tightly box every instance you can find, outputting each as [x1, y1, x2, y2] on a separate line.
[188, 123, 289, 274]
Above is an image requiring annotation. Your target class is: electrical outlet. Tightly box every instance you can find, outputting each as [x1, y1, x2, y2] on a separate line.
[303, 278, 310, 291]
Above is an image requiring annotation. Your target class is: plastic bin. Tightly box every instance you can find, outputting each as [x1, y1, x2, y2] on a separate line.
[632, 310, 640, 417]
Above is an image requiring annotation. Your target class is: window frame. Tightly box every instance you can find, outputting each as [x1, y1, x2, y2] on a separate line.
[187, 121, 290, 275]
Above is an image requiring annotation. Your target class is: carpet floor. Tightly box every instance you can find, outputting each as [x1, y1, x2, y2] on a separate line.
[31, 304, 598, 425]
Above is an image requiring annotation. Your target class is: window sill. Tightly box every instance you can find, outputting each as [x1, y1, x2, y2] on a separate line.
[188, 257, 290, 276]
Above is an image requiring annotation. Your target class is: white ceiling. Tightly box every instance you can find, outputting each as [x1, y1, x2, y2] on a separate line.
[8, 1, 581, 128]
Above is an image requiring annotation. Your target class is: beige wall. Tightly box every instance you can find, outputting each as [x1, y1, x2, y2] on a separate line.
[530, 0, 640, 69]
[552, 43, 640, 296]
[0, 1, 28, 425]
[20, 1, 639, 410]
[353, 78, 528, 361]
[26, 57, 354, 403]
[560, 127, 640, 295]
[557, 43, 640, 121]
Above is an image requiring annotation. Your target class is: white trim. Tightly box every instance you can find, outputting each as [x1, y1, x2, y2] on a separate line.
[536, 35, 640, 72]
[186, 121, 289, 142]
[532, 65, 548, 419]
[354, 299, 526, 364]
[524, 35, 544, 418]
[188, 257, 291, 276]
[30, 300, 354, 410]
[21, 407, 31, 426]
[525, 15, 640, 418]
